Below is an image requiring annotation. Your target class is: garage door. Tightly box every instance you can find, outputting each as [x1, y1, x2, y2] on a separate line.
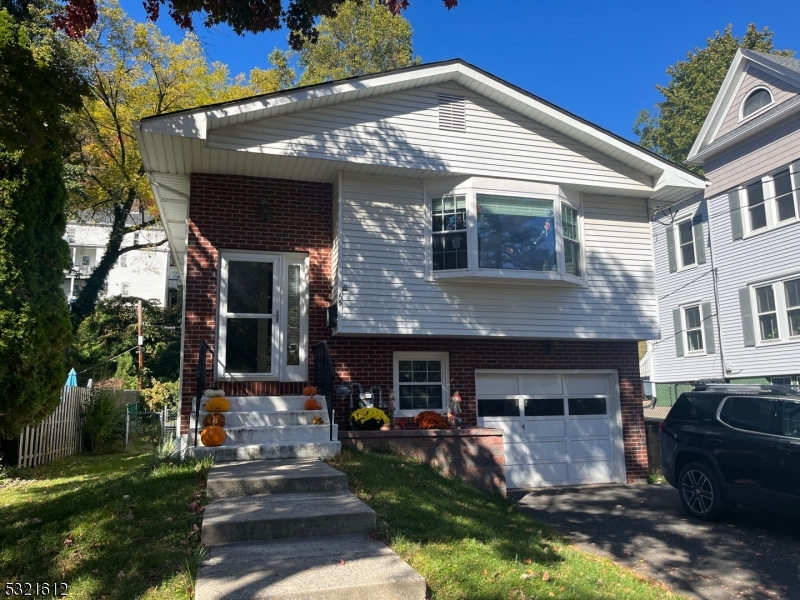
[476, 371, 625, 488]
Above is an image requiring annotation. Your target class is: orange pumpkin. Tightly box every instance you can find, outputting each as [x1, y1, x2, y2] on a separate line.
[204, 397, 230, 412]
[200, 426, 225, 447]
[202, 413, 214, 427]
[303, 386, 317, 397]
[304, 398, 322, 410]
[207, 412, 225, 427]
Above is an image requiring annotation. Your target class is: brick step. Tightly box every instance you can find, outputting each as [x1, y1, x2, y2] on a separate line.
[195, 535, 426, 600]
[206, 459, 348, 500]
[187, 440, 341, 462]
[201, 490, 375, 545]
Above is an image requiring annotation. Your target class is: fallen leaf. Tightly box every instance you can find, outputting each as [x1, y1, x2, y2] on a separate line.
[126, 512, 134, 521]
[63, 534, 74, 547]
[31, 518, 42, 524]
[542, 572, 550, 581]
[520, 573, 531, 580]
[187, 501, 201, 513]
[524, 558, 532, 564]
[165, 517, 173, 522]
[117, 571, 125, 579]
[123, 495, 130, 500]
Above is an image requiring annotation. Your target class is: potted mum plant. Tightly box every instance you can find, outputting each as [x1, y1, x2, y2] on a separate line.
[350, 407, 390, 431]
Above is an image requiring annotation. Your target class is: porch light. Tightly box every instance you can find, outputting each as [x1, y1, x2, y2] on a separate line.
[259, 199, 271, 221]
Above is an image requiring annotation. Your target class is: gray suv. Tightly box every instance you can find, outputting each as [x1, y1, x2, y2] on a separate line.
[659, 383, 800, 520]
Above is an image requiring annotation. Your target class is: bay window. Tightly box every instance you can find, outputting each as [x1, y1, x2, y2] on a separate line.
[429, 188, 582, 281]
[218, 251, 308, 381]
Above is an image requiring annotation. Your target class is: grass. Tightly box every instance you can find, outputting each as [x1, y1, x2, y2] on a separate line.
[329, 448, 684, 600]
[0, 451, 211, 600]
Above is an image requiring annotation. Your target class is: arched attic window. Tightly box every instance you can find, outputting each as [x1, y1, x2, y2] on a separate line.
[742, 88, 773, 119]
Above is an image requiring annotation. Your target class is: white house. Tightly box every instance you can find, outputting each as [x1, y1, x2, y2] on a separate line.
[134, 60, 706, 487]
[647, 49, 800, 390]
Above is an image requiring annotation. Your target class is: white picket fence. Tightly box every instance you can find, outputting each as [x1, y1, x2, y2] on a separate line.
[16, 386, 89, 468]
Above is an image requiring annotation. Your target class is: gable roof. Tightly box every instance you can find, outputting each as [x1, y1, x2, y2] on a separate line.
[687, 49, 800, 165]
[134, 59, 706, 281]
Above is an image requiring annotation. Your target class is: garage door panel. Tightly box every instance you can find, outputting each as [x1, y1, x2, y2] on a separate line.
[528, 440, 567, 461]
[569, 438, 611, 460]
[563, 376, 609, 395]
[519, 376, 562, 396]
[569, 460, 614, 484]
[526, 462, 570, 486]
[476, 376, 519, 396]
[504, 442, 530, 464]
[525, 419, 566, 439]
[568, 418, 609, 438]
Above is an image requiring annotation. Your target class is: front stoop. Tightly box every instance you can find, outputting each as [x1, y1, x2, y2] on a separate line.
[196, 460, 426, 600]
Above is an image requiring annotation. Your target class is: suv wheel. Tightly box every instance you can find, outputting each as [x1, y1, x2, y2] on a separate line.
[678, 461, 727, 521]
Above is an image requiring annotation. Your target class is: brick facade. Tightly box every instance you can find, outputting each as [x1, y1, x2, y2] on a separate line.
[183, 173, 649, 483]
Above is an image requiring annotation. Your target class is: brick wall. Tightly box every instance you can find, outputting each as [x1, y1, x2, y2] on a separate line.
[182, 173, 649, 483]
[340, 428, 507, 495]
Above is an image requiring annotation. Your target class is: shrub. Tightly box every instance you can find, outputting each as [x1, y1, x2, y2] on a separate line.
[81, 389, 125, 452]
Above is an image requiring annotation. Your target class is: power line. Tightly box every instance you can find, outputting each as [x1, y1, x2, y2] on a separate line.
[77, 346, 138, 375]
[658, 268, 713, 301]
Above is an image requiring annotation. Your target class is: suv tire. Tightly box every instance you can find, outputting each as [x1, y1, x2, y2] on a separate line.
[678, 461, 727, 521]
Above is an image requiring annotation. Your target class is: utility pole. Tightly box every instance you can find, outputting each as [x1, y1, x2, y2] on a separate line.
[137, 299, 143, 390]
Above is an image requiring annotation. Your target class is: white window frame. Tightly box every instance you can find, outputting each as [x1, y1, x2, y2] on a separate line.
[119, 254, 127, 268]
[681, 303, 706, 355]
[392, 352, 450, 417]
[738, 163, 800, 238]
[424, 186, 585, 284]
[121, 282, 130, 297]
[748, 274, 800, 347]
[674, 218, 697, 270]
[66, 227, 76, 244]
[739, 86, 774, 121]
[216, 250, 309, 382]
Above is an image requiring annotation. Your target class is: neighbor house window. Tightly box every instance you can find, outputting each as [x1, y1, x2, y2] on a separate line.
[742, 88, 773, 119]
[66, 227, 76, 243]
[119, 255, 127, 267]
[684, 305, 704, 352]
[785, 277, 800, 338]
[121, 283, 130, 296]
[429, 189, 581, 280]
[677, 219, 696, 268]
[755, 284, 779, 341]
[133, 231, 140, 245]
[773, 168, 797, 222]
[217, 251, 308, 381]
[738, 163, 799, 235]
[746, 180, 767, 231]
[393, 352, 449, 414]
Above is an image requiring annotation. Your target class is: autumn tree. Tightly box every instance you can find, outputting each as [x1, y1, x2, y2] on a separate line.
[634, 24, 794, 172]
[297, 0, 418, 85]
[0, 2, 85, 437]
[56, 0, 457, 49]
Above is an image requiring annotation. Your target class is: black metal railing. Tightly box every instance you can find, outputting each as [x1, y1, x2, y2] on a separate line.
[312, 341, 336, 441]
[194, 340, 210, 447]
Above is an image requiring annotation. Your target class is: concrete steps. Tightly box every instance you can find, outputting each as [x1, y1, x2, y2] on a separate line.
[196, 459, 425, 600]
[187, 440, 341, 462]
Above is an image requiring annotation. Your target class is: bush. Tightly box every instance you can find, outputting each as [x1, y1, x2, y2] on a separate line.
[414, 411, 449, 430]
[141, 379, 179, 411]
[81, 389, 125, 452]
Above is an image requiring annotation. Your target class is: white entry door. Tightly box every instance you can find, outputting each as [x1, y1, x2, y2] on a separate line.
[476, 371, 625, 488]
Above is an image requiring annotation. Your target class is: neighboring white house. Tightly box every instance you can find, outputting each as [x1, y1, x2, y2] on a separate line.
[646, 49, 800, 389]
[135, 59, 707, 488]
[63, 213, 181, 307]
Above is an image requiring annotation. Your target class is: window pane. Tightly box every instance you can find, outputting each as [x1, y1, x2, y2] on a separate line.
[524, 398, 564, 416]
[432, 231, 468, 271]
[563, 206, 579, 241]
[719, 397, 774, 434]
[747, 182, 767, 230]
[760, 314, 780, 340]
[678, 220, 693, 245]
[772, 377, 792, 385]
[226, 318, 272, 373]
[477, 194, 556, 271]
[564, 239, 581, 277]
[774, 170, 796, 222]
[789, 309, 800, 337]
[478, 399, 520, 417]
[286, 265, 300, 366]
[782, 401, 800, 438]
[687, 330, 704, 352]
[785, 278, 800, 309]
[749, 204, 767, 230]
[398, 385, 443, 410]
[743, 89, 771, 116]
[685, 306, 701, 329]
[756, 286, 776, 313]
[568, 397, 607, 416]
[228, 261, 273, 314]
[681, 242, 696, 267]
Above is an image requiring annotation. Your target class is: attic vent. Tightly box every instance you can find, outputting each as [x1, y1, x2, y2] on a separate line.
[438, 94, 466, 132]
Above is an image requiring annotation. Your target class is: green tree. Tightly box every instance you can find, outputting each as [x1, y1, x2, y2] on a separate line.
[634, 24, 794, 172]
[297, 0, 418, 85]
[0, 4, 85, 438]
[57, 0, 458, 49]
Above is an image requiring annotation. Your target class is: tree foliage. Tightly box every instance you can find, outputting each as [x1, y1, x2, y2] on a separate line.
[634, 24, 794, 172]
[0, 3, 83, 438]
[56, 0, 457, 50]
[297, 0, 418, 85]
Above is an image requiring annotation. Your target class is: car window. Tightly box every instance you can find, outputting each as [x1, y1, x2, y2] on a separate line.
[718, 396, 776, 434]
[781, 401, 800, 438]
[669, 394, 717, 421]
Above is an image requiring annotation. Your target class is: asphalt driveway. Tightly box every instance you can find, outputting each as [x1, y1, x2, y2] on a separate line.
[513, 484, 800, 600]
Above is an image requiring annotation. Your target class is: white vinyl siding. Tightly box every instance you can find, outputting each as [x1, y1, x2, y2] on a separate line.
[206, 83, 653, 194]
[335, 173, 657, 340]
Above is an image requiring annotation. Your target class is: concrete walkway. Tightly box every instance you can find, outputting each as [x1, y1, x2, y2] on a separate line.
[196, 459, 426, 600]
[514, 484, 800, 600]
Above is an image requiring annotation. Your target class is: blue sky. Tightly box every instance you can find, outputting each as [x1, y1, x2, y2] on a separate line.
[118, 0, 799, 142]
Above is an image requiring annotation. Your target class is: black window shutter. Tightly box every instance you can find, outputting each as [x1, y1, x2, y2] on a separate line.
[738, 287, 756, 347]
[729, 189, 744, 241]
[673, 308, 684, 357]
[666, 225, 678, 273]
[701, 302, 715, 354]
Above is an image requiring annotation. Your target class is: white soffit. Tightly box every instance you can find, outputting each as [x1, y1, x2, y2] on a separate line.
[137, 60, 704, 200]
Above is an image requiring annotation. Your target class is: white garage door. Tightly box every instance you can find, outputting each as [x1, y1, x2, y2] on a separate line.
[476, 371, 625, 488]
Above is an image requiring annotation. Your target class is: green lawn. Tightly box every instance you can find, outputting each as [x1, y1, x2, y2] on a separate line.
[329, 449, 683, 600]
[0, 452, 209, 600]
